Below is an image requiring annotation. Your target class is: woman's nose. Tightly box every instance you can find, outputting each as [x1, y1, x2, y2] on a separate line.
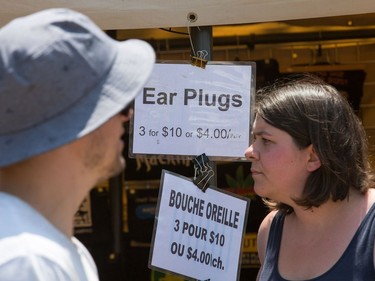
[244, 144, 258, 161]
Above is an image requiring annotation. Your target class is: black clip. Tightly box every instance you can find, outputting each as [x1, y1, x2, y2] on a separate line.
[192, 153, 214, 192]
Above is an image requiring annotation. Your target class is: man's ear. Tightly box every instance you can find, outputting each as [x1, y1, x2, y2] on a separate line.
[307, 145, 321, 172]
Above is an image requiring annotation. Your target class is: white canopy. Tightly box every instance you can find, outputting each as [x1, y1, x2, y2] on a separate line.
[1, 0, 375, 29]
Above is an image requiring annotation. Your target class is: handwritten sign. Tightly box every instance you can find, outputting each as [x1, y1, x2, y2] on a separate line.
[149, 170, 250, 281]
[131, 62, 255, 161]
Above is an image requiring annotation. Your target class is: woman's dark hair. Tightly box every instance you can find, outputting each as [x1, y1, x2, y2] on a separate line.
[255, 74, 374, 214]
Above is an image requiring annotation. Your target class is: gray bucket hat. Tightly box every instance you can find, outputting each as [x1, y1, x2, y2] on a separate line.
[0, 8, 155, 167]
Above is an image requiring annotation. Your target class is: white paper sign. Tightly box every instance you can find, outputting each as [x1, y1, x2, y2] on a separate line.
[131, 62, 255, 160]
[149, 170, 250, 281]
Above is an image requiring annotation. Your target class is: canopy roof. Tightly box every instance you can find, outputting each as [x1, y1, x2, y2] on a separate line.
[1, 0, 375, 30]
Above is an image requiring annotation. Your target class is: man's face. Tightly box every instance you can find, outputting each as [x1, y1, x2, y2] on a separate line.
[80, 109, 133, 184]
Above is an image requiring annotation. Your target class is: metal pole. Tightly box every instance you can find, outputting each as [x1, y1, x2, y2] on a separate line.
[108, 174, 123, 261]
[190, 26, 217, 187]
[190, 26, 213, 60]
[105, 30, 123, 261]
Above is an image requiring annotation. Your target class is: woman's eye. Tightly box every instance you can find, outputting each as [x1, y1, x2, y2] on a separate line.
[262, 138, 271, 144]
[252, 134, 272, 145]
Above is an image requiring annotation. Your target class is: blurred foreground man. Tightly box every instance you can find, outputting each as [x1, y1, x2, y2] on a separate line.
[0, 8, 155, 280]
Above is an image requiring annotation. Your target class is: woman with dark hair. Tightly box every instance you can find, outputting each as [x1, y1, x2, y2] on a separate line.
[245, 75, 375, 280]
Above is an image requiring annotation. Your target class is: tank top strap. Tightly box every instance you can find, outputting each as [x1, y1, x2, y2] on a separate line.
[258, 203, 375, 281]
[315, 201, 375, 280]
[258, 211, 286, 281]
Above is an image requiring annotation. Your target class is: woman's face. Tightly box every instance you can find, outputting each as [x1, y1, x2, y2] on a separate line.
[245, 116, 313, 205]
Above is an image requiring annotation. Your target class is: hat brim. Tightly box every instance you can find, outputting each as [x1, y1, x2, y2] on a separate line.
[0, 39, 155, 167]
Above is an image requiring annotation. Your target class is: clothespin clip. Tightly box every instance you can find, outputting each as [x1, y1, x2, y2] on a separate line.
[192, 153, 214, 192]
[191, 50, 208, 69]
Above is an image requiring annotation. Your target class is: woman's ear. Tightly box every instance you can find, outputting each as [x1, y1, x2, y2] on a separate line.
[307, 145, 321, 172]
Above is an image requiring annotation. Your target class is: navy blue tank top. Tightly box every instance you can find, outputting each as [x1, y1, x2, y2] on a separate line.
[258, 203, 375, 281]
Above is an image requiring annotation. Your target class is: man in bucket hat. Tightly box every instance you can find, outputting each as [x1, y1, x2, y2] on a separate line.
[0, 8, 155, 280]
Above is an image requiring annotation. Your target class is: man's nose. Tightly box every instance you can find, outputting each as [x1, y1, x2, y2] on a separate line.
[121, 108, 134, 122]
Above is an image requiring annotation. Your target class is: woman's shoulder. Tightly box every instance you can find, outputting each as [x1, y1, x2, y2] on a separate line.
[259, 210, 279, 232]
[257, 210, 279, 263]
[368, 188, 375, 208]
